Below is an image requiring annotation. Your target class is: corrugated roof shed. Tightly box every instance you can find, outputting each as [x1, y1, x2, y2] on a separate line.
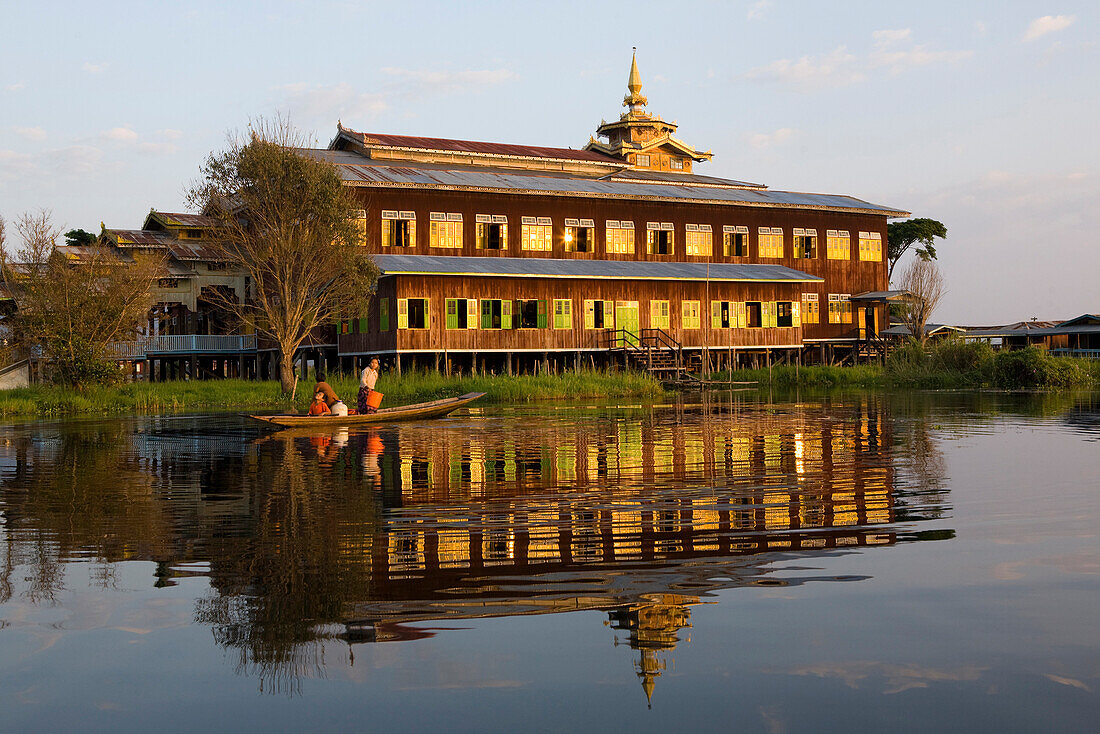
[372, 254, 822, 282]
[337, 127, 623, 164]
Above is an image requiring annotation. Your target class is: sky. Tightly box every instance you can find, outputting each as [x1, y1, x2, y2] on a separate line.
[1, 0, 1096, 323]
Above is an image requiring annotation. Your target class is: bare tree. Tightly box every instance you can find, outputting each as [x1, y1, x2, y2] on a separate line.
[1, 211, 161, 387]
[896, 259, 945, 344]
[188, 117, 378, 392]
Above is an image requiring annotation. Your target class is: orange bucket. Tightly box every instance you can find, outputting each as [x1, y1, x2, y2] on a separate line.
[366, 391, 384, 409]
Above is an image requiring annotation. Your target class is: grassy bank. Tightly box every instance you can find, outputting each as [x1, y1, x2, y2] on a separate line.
[712, 342, 1100, 390]
[0, 369, 669, 418]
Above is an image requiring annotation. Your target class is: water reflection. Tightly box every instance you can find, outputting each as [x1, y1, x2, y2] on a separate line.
[0, 394, 966, 698]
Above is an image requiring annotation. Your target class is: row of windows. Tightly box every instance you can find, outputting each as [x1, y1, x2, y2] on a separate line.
[351, 294, 856, 331]
[374, 210, 883, 261]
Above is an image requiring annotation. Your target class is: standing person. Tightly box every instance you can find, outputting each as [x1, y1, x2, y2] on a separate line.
[313, 372, 348, 416]
[358, 357, 381, 414]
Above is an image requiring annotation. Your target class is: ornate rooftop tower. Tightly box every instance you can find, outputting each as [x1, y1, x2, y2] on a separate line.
[586, 49, 712, 174]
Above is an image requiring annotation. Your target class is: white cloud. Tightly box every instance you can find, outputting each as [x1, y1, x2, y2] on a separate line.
[82, 61, 108, 74]
[13, 126, 47, 142]
[102, 127, 138, 142]
[1024, 15, 1076, 42]
[744, 30, 972, 90]
[748, 127, 795, 148]
[4, 82, 26, 92]
[0, 149, 36, 182]
[747, 0, 770, 21]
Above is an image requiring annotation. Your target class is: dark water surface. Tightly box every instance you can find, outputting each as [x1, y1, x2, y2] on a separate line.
[1, 391, 1098, 732]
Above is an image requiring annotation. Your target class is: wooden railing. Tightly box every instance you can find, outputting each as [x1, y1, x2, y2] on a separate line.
[1050, 348, 1100, 360]
[603, 328, 685, 374]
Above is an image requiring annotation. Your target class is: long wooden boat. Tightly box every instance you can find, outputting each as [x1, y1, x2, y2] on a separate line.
[249, 392, 485, 428]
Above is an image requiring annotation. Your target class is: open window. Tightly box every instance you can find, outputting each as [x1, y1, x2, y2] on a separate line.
[746, 302, 763, 328]
[646, 222, 674, 255]
[445, 298, 479, 329]
[793, 228, 818, 259]
[397, 298, 429, 329]
[475, 214, 508, 250]
[382, 211, 417, 247]
[777, 301, 793, 327]
[584, 299, 615, 329]
[564, 219, 595, 253]
[722, 226, 749, 257]
[480, 299, 512, 329]
[515, 299, 547, 329]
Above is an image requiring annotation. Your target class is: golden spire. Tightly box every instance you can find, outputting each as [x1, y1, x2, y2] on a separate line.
[623, 47, 647, 111]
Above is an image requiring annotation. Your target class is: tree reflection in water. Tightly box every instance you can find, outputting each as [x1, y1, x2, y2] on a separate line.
[0, 391, 1038, 698]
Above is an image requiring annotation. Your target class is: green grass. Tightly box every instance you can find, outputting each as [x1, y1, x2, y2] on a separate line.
[711, 340, 1100, 391]
[0, 369, 669, 418]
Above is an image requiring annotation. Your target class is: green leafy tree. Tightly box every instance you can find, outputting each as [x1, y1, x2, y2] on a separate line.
[63, 228, 97, 246]
[188, 118, 378, 393]
[887, 218, 947, 280]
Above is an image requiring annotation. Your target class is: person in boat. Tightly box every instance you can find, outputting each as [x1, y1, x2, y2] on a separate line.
[358, 357, 381, 414]
[313, 372, 349, 416]
[308, 390, 331, 416]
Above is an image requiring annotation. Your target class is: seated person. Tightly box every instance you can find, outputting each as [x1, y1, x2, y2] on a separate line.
[308, 391, 331, 416]
[313, 372, 349, 416]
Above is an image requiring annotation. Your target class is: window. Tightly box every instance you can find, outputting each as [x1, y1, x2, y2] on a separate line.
[521, 217, 553, 251]
[758, 227, 784, 258]
[379, 298, 389, 331]
[722, 226, 749, 257]
[206, 262, 227, 271]
[746, 302, 763, 328]
[650, 300, 670, 329]
[646, 222, 674, 255]
[801, 293, 819, 324]
[564, 219, 595, 252]
[635, 154, 651, 167]
[428, 212, 462, 249]
[858, 231, 883, 261]
[480, 299, 512, 329]
[583, 299, 615, 329]
[828, 294, 853, 324]
[669, 158, 684, 170]
[382, 210, 417, 248]
[685, 224, 713, 257]
[397, 298, 429, 329]
[827, 229, 851, 260]
[793, 228, 818, 259]
[682, 300, 701, 329]
[776, 301, 800, 328]
[183, 229, 203, 239]
[710, 301, 745, 329]
[157, 278, 179, 288]
[445, 298, 478, 330]
[516, 299, 547, 328]
[605, 220, 635, 254]
[475, 214, 508, 250]
[553, 299, 573, 329]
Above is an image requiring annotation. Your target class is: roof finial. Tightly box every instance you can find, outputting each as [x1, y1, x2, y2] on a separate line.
[623, 48, 647, 111]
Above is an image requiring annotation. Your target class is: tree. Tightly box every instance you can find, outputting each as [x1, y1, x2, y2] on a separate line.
[887, 218, 947, 280]
[896, 258, 945, 345]
[1, 211, 162, 387]
[64, 228, 97, 246]
[188, 118, 378, 393]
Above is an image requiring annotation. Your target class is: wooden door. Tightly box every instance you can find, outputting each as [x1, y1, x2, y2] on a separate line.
[616, 301, 640, 346]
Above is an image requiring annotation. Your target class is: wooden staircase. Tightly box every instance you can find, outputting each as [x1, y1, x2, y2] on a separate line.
[602, 328, 688, 379]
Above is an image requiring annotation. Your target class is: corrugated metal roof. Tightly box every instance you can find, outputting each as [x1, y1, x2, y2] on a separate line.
[339, 127, 623, 164]
[156, 212, 219, 228]
[110, 229, 177, 247]
[323, 156, 907, 216]
[372, 254, 822, 282]
[852, 290, 911, 301]
[967, 325, 1100, 338]
[603, 168, 766, 190]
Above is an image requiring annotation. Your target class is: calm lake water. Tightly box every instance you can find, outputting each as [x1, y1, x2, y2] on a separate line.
[1, 391, 1098, 733]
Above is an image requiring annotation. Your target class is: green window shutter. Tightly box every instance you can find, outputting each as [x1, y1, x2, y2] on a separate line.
[481, 299, 491, 329]
[604, 301, 614, 329]
[397, 298, 408, 329]
[445, 299, 458, 330]
[711, 301, 721, 330]
[358, 317, 367, 333]
[537, 299, 547, 329]
[584, 300, 594, 329]
[467, 298, 478, 329]
[502, 299, 512, 330]
[424, 298, 430, 329]
[380, 299, 389, 331]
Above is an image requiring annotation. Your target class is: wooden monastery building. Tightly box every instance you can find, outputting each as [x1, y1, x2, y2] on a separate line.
[317, 52, 909, 375]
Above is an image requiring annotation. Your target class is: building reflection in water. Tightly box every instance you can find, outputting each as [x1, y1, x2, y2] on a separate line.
[0, 393, 960, 700]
